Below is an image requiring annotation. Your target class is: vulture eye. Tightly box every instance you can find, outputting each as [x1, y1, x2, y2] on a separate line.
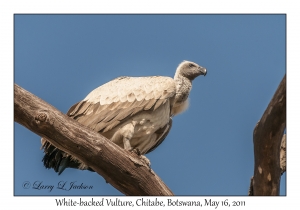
[189, 63, 195, 68]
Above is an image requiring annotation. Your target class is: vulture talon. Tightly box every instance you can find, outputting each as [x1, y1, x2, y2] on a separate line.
[130, 148, 141, 156]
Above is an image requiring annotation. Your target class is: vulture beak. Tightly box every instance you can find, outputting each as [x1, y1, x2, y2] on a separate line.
[199, 66, 207, 76]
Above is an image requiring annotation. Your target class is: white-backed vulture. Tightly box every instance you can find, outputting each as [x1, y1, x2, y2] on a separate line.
[41, 60, 207, 174]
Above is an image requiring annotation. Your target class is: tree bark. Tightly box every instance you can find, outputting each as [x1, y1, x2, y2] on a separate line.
[14, 83, 173, 196]
[280, 134, 286, 175]
[252, 74, 286, 195]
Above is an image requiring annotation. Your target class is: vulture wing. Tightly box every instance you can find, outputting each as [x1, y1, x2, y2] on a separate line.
[145, 118, 173, 154]
[67, 76, 176, 133]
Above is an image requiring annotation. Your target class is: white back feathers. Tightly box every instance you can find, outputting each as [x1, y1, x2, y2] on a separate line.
[41, 60, 207, 174]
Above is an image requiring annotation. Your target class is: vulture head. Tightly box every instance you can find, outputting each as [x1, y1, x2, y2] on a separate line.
[175, 60, 207, 81]
[172, 60, 207, 116]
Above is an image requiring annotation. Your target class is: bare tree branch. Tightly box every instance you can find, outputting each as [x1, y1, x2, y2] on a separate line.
[248, 177, 254, 196]
[280, 134, 286, 175]
[14, 83, 173, 196]
[251, 74, 286, 195]
[249, 134, 286, 196]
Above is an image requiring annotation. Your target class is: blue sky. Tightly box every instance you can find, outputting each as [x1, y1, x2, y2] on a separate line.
[14, 14, 286, 196]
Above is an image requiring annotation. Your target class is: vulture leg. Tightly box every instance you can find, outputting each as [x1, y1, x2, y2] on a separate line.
[123, 136, 132, 150]
[111, 121, 137, 151]
[111, 121, 151, 167]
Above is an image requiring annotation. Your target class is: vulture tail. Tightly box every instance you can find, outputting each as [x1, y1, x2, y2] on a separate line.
[41, 139, 94, 175]
[58, 156, 70, 175]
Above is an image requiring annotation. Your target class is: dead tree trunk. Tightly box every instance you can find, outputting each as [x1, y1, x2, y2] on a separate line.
[250, 74, 286, 195]
[14, 83, 173, 196]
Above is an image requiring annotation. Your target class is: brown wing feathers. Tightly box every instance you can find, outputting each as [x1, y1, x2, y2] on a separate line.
[67, 77, 175, 133]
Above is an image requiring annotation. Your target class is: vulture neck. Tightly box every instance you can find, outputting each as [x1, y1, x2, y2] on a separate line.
[172, 74, 192, 115]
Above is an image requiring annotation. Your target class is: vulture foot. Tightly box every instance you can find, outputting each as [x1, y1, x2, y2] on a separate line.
[130, 148, 151, 168]
[140, 155, 151, 168]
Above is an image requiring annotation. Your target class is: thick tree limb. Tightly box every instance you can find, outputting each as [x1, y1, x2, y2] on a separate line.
[252, 74, 286, 195]
[280, 134, 286, 175]
[14, 83, 173, 196]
